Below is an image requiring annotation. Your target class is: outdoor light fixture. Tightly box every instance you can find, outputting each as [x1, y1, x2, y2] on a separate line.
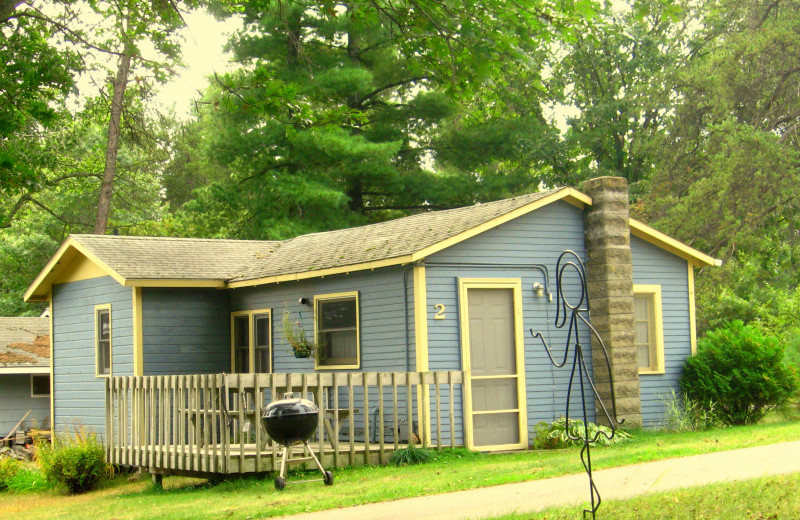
[298, 297, 310, 305]
[533, 282, 553, 301]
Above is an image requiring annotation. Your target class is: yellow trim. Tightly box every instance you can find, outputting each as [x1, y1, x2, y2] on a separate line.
[48, 294, 54, 431]
[230, 309, 273, 374]
[633, 285, 665, 375]
[227, 257, 414, 289]
[132, 288, 143, 376]
[25, 237, 122, 301]
[629, 219, 720, 268]
[126, 279, 226, 288]
[458, 278, 528, 451]
[413, 265, 431, 444]
[58, 255, 107, 284]
[94, 304, 112, 378]
[411, 189, 590, 262]
[688, 264, 697, 355]
[314, 292, 361, 370]
[30, 374, 50, 398]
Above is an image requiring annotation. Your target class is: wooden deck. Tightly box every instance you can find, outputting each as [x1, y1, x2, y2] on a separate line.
[113, 441, 390, 475]
[106, 371, 464, 477]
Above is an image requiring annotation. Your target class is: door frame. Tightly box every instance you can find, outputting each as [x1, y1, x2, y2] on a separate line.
[458, 278, 528, 451]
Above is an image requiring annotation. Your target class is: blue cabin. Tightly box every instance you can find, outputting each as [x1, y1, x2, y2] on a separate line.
[24, 178, 717, 474]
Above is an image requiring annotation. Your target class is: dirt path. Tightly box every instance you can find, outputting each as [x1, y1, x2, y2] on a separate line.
[272, 440, 800, 520]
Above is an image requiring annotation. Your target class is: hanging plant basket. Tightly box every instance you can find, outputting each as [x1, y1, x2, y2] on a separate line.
[283, 309, 316, 361]
[293, 348, 313, 359]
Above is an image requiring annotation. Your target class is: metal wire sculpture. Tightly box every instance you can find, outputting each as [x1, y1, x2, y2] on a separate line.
[530, 250, 625, 519]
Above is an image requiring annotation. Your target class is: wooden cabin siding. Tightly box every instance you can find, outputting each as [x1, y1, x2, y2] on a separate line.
[0, 374, 50, 434]
[631, 236, 692, 427]
[231, 269, 417, 442]
[231, 268, 410, 374]
[52, 276, 133, 438]
[141, 288, 231, 375]
[426, 201, 594, 444]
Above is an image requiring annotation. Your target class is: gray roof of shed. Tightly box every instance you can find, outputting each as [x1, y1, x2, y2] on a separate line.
[0, 317, 49, 368]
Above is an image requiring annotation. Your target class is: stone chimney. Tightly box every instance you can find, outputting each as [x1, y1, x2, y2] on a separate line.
[582, 176, 642, 428]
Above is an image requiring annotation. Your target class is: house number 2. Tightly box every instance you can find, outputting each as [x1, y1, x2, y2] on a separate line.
[433, 304, 446, 320]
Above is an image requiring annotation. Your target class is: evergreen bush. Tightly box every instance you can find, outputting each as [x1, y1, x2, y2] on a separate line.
[680, 320, 799, 426]
[35, 428, 110, 494]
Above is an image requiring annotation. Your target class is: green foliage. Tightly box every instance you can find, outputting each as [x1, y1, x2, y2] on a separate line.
[388, 443, 433, 466]
[0, 456, 21, 490]
[35, 428, 111, 494]
[4, 464, 52, 493]
[660, 390, 719, 432]
[169, 0, 591, 240]
[281, 308, 315, 358]
[531, 418, 632, 450]
[680, 321, 799, 426]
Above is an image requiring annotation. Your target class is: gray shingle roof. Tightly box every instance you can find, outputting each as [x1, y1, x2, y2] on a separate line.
[230, 188, 562, 281]
[70, 235, 279, 281]
[0, 317, 49, 368]
[41, 188, 564, 287]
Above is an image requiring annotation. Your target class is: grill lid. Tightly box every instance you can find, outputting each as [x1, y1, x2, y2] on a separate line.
[263, 398, 318, 418]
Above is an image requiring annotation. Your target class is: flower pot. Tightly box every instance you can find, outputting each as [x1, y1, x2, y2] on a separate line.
[293, 350, 312, 359]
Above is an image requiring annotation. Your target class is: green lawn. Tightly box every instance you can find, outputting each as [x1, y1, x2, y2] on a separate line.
[489, 472, 800, 519]
[2, 418, 799, 520]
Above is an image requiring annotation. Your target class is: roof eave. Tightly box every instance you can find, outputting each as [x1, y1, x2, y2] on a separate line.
[24, 236, 126, 302]
[0, 366, 50, 374]
[125, 279, 227, 289]
[629, 219, 721, 267]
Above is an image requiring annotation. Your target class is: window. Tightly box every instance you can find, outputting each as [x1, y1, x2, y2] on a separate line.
[31, 374, 50, 398]
[315, 292, 359, 369]
[633, 285, 664, 374]
[231, 310, 271, 374]
[95, 305, 111, 376]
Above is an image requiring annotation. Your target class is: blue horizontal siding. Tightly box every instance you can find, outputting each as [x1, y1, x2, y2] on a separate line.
[0, 375, 50, 434]
[141, 288, 231, 375]
[231, 267, 410, 374]
[52, 276, 132, 440]
[631, 236, 692, 427]
[425, 201, 595, 445]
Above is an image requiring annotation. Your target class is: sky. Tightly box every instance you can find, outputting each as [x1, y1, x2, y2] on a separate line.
[154, 11, 242, 119]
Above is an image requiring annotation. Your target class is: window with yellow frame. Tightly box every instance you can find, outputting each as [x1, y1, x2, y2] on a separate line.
[633, 285, 665, 374]
[231, 309, 272, 373]
[95, 304, 112, 377]
[314, 292, 360, 369]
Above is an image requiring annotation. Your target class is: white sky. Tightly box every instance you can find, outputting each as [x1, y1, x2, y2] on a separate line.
[154, 11, 242, 119]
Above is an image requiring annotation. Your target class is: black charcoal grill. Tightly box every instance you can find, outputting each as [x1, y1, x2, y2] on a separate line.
[262, 398, 333, 490]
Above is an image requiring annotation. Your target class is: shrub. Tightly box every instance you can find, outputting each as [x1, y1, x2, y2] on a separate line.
[0, 456, 21, 490]
[389, 443, 433, 466]
[660, 390, 719, 431]
[680, 320, 799, 426]
[35, 428, 110, 494]
[531, 418, 631, 450]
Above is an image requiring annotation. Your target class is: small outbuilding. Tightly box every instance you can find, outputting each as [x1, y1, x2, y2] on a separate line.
[0, 316, 51, 439]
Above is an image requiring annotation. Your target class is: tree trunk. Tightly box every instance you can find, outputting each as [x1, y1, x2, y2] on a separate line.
[94, 52, 131, 235]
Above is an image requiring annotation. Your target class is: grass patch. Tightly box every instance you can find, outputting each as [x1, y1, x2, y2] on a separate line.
[488, 472, 800, 519]
[1, 419, 799, 520]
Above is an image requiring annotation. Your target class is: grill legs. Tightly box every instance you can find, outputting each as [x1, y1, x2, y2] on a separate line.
[274, 441, 334, 490]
